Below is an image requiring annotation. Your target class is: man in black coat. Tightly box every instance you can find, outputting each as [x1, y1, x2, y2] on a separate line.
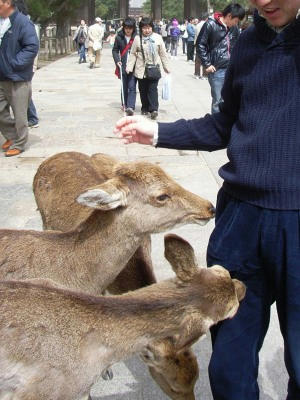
[196, 3, 245, 113]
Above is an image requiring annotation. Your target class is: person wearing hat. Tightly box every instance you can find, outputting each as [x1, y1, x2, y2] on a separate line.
[87, 17, 104, 69]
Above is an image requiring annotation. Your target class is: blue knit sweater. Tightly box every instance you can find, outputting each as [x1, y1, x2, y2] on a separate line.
[157, 11, 300, 210]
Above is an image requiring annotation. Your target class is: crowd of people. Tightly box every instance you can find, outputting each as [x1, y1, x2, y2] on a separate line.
[111, 6, 248, 118]
[0, 0, 249, 153]
[0, 2, 248, 157]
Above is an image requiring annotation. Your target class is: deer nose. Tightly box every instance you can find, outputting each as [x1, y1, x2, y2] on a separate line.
[210, 206, 216, 217]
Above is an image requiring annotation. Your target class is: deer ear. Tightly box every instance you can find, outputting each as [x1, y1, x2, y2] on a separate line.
[76, 179, 129, 211]
[164, 234, 198, 282]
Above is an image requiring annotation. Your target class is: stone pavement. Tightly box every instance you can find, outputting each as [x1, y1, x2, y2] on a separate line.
[0, 44, 287, 399]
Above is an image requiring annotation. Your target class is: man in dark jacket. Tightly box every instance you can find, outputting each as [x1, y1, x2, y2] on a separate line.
[115, 1, 300, 399]
[112, 17, 137, 116]
[196, 3, 245, 113]
[0, 0, 39, 156]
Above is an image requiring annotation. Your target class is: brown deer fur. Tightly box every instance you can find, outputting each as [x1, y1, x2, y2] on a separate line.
[0, 234, 246, 400]
[32, 152, 203, 399]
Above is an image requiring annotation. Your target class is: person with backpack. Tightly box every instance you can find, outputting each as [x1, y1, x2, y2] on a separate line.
[73, 20, 88, 64]
[112, 17, 137, 116]
[170, 19, 181, 59]
[196, 3, 245, 113]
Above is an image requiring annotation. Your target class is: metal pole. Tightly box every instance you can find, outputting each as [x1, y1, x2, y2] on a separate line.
[119, 65, 126, 117]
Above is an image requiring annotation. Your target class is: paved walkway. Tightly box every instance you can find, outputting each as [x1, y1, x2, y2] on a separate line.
[0, 44, 287, 399]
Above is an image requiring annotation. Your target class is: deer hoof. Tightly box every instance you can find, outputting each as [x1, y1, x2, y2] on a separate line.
[101, 367, 113, 380]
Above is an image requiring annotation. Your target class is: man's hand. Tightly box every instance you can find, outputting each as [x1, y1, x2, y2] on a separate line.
[205, 65, 216, 74]
[114, 116, 158, 145]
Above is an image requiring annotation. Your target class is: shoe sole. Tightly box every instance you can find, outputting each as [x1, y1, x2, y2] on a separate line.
[5, 151, 22, 157]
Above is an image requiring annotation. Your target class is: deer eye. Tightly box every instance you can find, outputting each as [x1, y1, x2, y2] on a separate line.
[156, 194, 170, 202]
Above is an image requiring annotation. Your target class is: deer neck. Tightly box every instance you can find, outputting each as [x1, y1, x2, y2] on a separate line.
[91, 282, 188, 354]
[74, 210, 143, 291]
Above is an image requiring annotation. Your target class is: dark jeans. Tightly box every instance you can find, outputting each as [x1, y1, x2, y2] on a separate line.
[207, 68, 226, 113]
[121, 72, 137, 110]
[182, 37, 187, 54]
[138, 78, 159, 112]
[165, 36, 171, 52]
[79, 43, 86, 62]
[187, 41, 194, 61]
[170, 38, 178, 57]
[207, 188, 300, 400]
[194, 53, 202, 77]
[27, 98, 38, 124]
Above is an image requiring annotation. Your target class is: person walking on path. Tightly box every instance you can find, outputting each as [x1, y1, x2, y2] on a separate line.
[126, 17, 170, 120]
[0, 0, 39, 157]
[15, 0, 39, 128]
[73, 19, 88, 64]
[194, 17, 206, 79]
[115, 1, 300, 399]
[180, 19, 188, 54]
[170, 19, 181, 59]
[112, 17, 137, 116]
[186, 17, 196, 62]
[88, 17, 104, 69]
[196, 3, 245, 113]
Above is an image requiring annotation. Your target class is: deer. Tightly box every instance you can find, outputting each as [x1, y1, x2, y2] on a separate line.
[0, 234, 246, 400]
[32, 151, 209, 399]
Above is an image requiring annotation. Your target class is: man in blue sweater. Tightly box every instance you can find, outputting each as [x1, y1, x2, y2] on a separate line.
[115, 1, 300, 399]
[0, 0, 39, 156]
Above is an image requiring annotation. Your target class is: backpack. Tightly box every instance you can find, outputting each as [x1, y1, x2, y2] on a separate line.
[170, 27, 180, 38]
[78, 29, 86, 44]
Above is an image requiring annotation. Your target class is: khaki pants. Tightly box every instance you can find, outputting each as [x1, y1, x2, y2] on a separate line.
[0, 81, 31, 151]
[88, 47, 101, 67]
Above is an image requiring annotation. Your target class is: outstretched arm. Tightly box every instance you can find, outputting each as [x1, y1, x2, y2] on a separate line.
[114, 116, 158, 145]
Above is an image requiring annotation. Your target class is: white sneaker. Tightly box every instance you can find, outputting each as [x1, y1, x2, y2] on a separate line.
[28, 122, 39, 128]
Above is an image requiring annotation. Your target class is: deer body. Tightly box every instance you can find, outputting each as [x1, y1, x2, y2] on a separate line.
[0, 246, 245, 400]
[31, 152, 210, 399]
[0, 212, 143, 295]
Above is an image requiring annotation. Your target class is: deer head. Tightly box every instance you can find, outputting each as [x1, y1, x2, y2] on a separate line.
[76, 161, 215, 234]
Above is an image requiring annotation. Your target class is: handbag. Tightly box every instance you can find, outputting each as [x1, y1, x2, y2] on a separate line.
[93, 41, 102, 51]
[161, 74, 172, 100]
[140, 36, 161, 81]
[145, 63, 161, 80]
[114, 38, 134, 79]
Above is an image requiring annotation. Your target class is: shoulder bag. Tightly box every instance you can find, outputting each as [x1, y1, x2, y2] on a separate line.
[140, 36, 161, 80]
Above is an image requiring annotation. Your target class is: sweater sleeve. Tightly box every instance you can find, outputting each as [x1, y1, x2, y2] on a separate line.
[157, 59, 238, 151]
